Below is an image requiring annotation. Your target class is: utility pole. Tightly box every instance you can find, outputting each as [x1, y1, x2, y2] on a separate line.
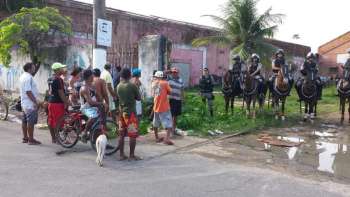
[93, 0, 107, 70]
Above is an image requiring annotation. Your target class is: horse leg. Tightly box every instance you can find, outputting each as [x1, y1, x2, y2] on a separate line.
[224, 96, 229, 114]
[246, 97, 251, 117]
[252, 96, 257, 119]
[304, 102, 308, 122]
[348, 98, 350, 124]
[314, 102, 317, 117]
[348, 97, 350, 123]
[340, 97, 345, 124]
[231, 97, 234, 114]
[310, 101, 315, 123]
[274, 97, 279, 120]
[281, 97, 286, 121]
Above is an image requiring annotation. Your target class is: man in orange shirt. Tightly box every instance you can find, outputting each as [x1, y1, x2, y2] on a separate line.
[151, 71, 174, 145]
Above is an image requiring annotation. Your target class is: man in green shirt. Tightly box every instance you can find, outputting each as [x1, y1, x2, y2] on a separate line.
[117, 68, 141, 161]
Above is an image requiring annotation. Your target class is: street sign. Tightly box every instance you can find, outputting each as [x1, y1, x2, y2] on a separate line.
[97, 18, 112, 47]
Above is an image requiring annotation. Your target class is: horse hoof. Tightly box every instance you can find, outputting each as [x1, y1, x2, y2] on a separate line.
[281, 116, 286, 121]
[310, 113, 315, 119]
[275, 115, 279, 120]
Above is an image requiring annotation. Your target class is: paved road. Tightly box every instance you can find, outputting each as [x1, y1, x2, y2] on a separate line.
[0, 121, 349, 197]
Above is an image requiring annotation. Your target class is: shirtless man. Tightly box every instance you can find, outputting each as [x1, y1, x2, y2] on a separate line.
[93, 68, 109, 112]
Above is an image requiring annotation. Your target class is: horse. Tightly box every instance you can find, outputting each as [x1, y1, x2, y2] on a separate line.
[242, 71, 267, 119]
[298, 68, 319, 122]
[337, 69, 350, 124]
[270, 64, 292, 121]
[222, 70, 242, 114]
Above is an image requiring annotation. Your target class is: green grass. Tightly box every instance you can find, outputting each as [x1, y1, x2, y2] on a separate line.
[175, 85, 339, 137]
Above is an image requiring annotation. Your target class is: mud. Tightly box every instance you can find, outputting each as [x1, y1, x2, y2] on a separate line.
[190, 115, 350, 184]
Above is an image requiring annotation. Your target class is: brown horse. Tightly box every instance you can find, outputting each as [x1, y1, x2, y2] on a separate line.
[337, 78, 350, 124]
[242, 71, 259, 118]
[270, 64, 292, 121]
[222, 70, 242, 114]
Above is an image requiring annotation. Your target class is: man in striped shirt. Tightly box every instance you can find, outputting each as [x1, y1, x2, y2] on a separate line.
[168, 67, 184, 135]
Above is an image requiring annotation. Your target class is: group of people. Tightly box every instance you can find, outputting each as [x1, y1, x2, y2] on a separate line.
[19, 61, 185, 160]
[199, 49, 326, 116]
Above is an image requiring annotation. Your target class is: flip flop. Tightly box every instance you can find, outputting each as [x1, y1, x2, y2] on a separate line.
[118, 155, 128, 161]
[156, 137, 164, 143]
[128, 156, 143, 161]
[28, 139, 42, 145]
[163, 140, 174, 146]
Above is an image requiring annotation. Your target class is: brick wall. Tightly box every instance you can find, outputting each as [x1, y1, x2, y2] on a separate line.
[318, 32, 350, 76]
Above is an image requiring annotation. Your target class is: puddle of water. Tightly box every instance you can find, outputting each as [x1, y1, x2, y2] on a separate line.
[313, 130, 336, 138]
[283, 128, 350, 176]
[253, 126, 350, 178]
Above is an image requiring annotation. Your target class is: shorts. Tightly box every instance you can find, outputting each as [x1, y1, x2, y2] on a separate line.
[81, 107, 99, 119]
[22, 109, 38, 126]
[169, 99, 182, 117]
[153, 110, 173, 129]
[48, 103, 65, 128]
[119, 112, 139, 138]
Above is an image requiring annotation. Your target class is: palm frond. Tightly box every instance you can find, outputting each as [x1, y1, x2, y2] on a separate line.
[192, 35, 231, 47]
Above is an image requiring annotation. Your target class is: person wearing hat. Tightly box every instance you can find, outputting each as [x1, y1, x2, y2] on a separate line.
[269, 49, 286, 89]
[199, 67, 215, 117]
[249, 53, 265, 92]
[151, 71, 174, 145]
[296, 52, 323, 100]
[47, 62, 70, 144]
[168, 67, 184, 135]
[101, 63, 118, 121]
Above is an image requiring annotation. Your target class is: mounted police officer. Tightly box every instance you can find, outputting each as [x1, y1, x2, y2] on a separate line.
[341, 49, 350, 81]
[296, 52, 323, 100]
[248, 53, 265, 95]
[269, 49, 286, 88]
[223, 55, 244, 96]
[199, 67, 215, 117]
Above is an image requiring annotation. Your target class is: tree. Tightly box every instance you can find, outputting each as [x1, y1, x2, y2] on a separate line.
[192, 0, 284, 64]
[0, 7, 72, 66]
[2, 0, 46, 13]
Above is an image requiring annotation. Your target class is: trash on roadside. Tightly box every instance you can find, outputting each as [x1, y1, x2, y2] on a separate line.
[257, 133, 303, 147]
[35, 123, 49, 130]
[208, 130, 217, 136]
[214, 130, 224, 135]
[184, 130, 194, 136]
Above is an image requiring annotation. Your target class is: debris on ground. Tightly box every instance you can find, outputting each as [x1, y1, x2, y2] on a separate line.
[35, 123, 49, 130]
[257, 134, 303, 147]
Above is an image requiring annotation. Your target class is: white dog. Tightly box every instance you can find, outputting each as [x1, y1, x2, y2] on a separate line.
[96, 134, 107, 167]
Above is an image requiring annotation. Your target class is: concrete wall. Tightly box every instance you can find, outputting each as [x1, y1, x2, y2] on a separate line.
[0, 45, 92, 94]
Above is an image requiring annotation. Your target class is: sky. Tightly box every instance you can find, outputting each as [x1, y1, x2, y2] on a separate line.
[76, 0, 350, 51]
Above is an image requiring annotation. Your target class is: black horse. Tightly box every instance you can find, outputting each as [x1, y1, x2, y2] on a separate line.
[296, 67, 319, 122]
[222, 70, 242, 114]
[337, 68, 350, 124]
[270, 64, 293, 121]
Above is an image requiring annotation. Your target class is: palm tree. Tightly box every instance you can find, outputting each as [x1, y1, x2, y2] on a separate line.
[192, 0, 284, 64]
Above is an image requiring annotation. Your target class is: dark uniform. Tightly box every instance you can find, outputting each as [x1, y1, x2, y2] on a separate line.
[269, 58, 285, 85]
[296, 60, 323, 100]
[248, 61, 264, 95]
[199, 74, 215, 116]
[343, 58, 350, 81]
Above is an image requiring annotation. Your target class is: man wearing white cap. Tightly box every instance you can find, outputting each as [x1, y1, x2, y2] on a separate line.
[151, 71, 174, 145]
